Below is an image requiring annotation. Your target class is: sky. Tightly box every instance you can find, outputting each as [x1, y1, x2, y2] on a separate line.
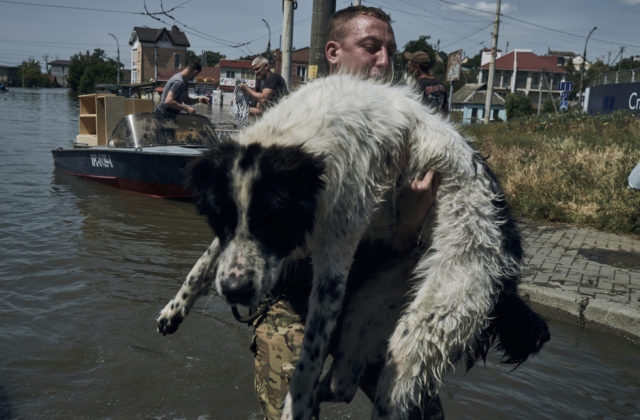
[1, 0, 639, 70]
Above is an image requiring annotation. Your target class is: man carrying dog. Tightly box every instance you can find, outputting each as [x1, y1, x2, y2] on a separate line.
[249, 6, 443, 420]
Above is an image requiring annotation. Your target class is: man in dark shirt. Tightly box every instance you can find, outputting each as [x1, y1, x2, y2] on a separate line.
[404, 50, 448, 113]
[240, 56, 288, 115]
[155, 62, 209, 114]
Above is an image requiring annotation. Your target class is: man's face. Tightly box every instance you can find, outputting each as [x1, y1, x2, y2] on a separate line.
[186, 68, 200, 80]
[326, 15, 397, 79]
[253, 63, 269, 80]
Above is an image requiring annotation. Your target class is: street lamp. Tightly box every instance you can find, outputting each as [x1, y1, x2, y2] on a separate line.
[108, 32, 120, 85]
[578, 26, 597, 113]
[261, 18, 271, 64]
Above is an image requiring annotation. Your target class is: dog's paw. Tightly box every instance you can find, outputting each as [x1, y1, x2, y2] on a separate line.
[156, 299, 186, 335]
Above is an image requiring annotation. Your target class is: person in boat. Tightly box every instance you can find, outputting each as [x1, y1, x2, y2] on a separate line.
[238, 56, 288, 116]
[155, 62, 210, 115]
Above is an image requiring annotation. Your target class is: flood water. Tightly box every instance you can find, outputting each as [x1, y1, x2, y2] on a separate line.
[1, 88, 639, 419]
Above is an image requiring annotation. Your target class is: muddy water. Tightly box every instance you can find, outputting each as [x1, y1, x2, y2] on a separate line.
[0, 88, 638, 419]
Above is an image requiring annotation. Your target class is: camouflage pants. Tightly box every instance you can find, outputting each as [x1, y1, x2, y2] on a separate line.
[252, 299, 305, 420]
[250, 299, 444, 420]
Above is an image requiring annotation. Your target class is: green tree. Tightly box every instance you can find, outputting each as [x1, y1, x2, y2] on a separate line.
[504, 93, 534, 119]
[187, 50, 199, 64]
[202, 51, 226, 66]
[616, 56, 640, 71]
[17, 59, 51, 88]
[68, 49, 117, 94]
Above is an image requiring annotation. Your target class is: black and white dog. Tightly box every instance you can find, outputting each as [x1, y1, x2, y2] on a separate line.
[156, 74, 549, 419]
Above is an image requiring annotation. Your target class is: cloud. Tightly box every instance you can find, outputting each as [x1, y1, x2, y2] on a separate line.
[446, 2, 516, 15]
[619, 0, 640, 4]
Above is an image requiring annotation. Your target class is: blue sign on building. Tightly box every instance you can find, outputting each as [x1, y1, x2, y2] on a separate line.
[559, 81, 574, 91]
[586, 82, 640, 115]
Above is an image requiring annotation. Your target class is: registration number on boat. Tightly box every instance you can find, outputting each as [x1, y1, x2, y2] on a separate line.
[90, 154, 114, 168]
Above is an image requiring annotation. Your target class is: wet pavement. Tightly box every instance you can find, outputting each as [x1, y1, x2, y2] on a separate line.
[517, 219, 640, 343]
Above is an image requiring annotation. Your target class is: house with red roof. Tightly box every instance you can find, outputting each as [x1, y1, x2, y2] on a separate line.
[478, 49, 568, 97]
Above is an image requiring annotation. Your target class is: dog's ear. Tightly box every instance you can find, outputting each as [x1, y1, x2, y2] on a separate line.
[260, 145, 325, 198]
[186, 141, 239, 194]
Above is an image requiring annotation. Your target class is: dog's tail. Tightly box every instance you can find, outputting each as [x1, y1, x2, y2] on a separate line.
[468, 286, 550, 369]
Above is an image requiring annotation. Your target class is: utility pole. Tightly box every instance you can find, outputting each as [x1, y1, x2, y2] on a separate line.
[261, 18, 271, 64]
[281, 0, 294, 88]
[618, 46, 625, 72]
[309, 0, 335, 79]
[483, 0, 501, 124]
[108, 33, 120, 85]
[578, 26, 597, 113]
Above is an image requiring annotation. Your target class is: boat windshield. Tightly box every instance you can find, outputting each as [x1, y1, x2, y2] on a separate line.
[110, 113, 220, 148]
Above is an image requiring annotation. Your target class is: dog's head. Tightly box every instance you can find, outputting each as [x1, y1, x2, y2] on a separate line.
[187, 140, 325, 306]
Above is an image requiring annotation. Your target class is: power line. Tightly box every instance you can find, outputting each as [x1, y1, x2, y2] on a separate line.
[0, 0, 143, 15]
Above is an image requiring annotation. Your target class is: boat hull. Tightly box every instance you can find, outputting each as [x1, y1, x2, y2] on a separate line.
[52, 147, 204, 198]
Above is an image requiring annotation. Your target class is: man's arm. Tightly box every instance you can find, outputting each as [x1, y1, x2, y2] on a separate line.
[164, 91, 209, 114]
[393, 169, 440, 252]
[241, 84, 273, 103]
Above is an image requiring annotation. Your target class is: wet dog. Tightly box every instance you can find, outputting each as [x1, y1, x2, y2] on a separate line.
[156, 74, 549, 419]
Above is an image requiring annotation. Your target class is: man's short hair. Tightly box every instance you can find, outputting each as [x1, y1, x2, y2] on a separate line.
[252, 56, 269, 67]
[327, 6, 392, 43]
[186, 61, 202, 72]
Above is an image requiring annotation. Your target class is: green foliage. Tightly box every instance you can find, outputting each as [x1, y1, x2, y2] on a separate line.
[17, 59, 52, 88]
[202, 51, 225, 66]
[504, 93, 534, 119]
[461, 111, 640, 235]
[67, 49, 117, 94]
[542, 98, 558, 114]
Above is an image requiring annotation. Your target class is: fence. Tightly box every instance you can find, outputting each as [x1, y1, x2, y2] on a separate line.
[591, 69, 638, 87]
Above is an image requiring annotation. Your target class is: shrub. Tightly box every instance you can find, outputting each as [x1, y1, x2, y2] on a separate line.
[504, 93, 534, 120]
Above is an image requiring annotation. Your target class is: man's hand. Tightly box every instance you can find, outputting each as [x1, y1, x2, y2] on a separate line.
[399, 169, 440, 231]
[186, 106, 196, 114]
[199, 96, 210, 104]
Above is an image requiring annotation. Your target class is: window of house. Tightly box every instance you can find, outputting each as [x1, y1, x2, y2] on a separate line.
[131, 48, 137, 84]
[174, 54, 181, 69]
[533, 75, 540, 89]
[226, 70, 235, 78]
[296, 66, 307, 81]
[493, 109, 500, 120]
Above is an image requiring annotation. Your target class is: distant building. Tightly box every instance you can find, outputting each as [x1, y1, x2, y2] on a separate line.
[274, 47, 310, 90]
[478, 49, 568, 105]
[129, 25, 190, 84]
[0, 65, 16, 84]
[547, 50, 579, 69]
[218, 60, 255, 92]
[49, 59, 71, 87]
[451, 83, 506, 124]
[480, 48, 502, 67]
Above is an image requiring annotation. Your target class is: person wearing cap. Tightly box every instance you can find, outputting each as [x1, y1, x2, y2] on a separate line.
[405, 50, 448, 113]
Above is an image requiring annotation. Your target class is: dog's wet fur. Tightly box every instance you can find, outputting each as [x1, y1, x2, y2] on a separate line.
[156, 75, 549, 420]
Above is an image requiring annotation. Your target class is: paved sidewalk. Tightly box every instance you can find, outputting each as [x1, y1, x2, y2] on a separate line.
[516, 219, 640, 342]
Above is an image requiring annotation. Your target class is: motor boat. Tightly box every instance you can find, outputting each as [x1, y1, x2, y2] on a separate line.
[52, 112, 236, 198]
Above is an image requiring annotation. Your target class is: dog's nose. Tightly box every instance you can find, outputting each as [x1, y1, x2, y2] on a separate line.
[220, 271, 255, 305]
